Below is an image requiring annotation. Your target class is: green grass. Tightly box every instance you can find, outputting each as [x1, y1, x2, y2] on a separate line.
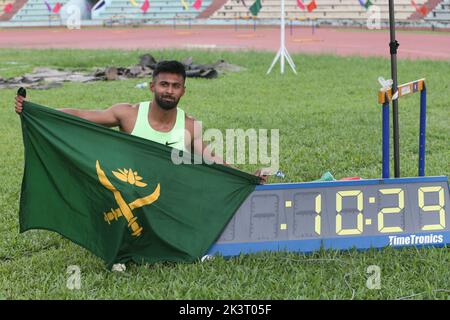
[0, 48, 449, 299]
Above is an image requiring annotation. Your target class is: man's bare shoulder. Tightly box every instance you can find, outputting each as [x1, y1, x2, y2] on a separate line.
[111, 103, 138, 111]
[111, 103, 139, 118]
[185, 113, 196, 123]
[185, 113, 204, 140]
[185, 113, 197, 131]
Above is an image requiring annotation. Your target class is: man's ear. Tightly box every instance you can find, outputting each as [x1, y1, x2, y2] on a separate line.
[149, 81, 155, 93]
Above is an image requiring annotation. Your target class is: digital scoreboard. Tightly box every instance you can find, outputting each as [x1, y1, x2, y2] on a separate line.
[207, 176, 450, 257]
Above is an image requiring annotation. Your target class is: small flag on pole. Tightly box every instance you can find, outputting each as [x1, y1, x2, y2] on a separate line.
[307, 0, 317, 12]
[3, 3, 13, 13]
[141, 0, 149, 13]
[181, 0, 188, 10]
[419, 5, 427, 16]
[358, 0, 373, 9]
[52, 2, 62, 13]
[44, 1, 52, 12]
[364, 0, 372, 9]
[296, 0, 305, 10]
[193, 0, 202, 10]
[249, 0, 262, 16]
[411, 0, 427, 16]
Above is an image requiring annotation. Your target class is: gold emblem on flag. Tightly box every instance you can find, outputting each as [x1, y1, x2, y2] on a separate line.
[111, 168, 147, 187]
[95, 160, 160, 237]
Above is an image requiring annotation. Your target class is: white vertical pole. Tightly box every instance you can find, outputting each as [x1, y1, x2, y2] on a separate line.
[267, 0, 297, 75]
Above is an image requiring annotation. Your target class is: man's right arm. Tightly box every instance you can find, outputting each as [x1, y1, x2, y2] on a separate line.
[58, 104, 131, 127]
[15, 94, 130, 128]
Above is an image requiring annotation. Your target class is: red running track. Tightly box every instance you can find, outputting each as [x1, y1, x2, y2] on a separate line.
[0, 26, 449, 60]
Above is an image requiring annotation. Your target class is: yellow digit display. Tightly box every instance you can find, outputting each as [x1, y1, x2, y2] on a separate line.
[336, 190, 363, 235]
[315, 194, 321, 235]
[419, 186, 446, 231]
[378, 188, 404, 233]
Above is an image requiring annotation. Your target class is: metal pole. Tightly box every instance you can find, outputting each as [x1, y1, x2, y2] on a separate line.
[388, 0, 400, 177]
[267, 0, 296, 74]
[382, 100, 390, 179]
[418, 86, 427, 176]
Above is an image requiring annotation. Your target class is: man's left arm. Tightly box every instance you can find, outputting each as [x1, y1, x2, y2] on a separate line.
[187, 116, 267, 183]
[189, 116, 227, 166]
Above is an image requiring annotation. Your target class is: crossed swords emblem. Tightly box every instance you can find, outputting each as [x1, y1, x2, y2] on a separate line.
[95, 160, 160, 237]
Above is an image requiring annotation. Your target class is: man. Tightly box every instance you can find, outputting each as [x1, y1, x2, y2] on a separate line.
[15, 60, 267, 181]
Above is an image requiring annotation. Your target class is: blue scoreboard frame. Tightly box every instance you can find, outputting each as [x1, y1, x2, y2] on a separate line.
[207, 176, 450, 257]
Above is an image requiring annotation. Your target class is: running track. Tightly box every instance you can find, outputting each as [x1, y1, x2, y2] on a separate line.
[0, 26, 450, 60]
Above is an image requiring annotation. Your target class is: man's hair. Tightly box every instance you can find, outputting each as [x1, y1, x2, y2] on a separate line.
[153, 60, 186, 81]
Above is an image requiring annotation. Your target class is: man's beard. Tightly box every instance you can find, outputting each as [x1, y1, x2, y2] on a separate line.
[155, 94, 179, 110]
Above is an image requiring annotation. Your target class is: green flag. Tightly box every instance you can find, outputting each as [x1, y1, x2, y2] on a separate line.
[364, 0, 373, 9]
[19, 101, 259, 268]
[249, 0, 262, 16]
